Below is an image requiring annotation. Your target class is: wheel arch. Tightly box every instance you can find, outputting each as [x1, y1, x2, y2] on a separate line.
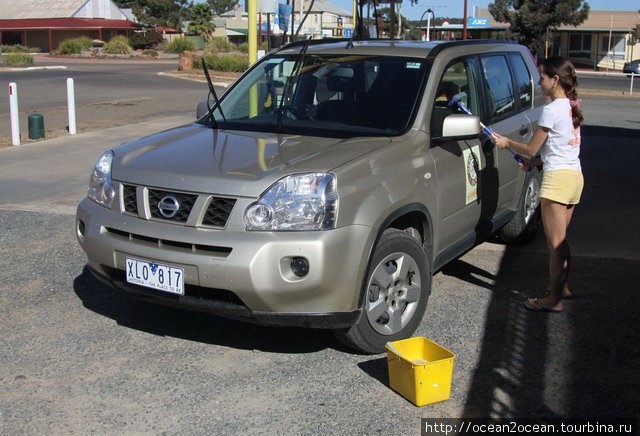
[356, 203, 434, 310]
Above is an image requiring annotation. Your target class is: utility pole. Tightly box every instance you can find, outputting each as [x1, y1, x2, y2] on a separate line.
[463, 0, 468, 40]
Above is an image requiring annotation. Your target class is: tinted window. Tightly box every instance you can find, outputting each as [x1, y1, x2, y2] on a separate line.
[480, 55, 515, 120]
[508, 54, 532, 109]
[431, 57, 481, 136]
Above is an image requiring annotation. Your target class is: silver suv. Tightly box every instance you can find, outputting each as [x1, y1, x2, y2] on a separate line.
[76, 39, 543, 353]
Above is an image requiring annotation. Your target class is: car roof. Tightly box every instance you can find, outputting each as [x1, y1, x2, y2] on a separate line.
[274, 38, 520, 59]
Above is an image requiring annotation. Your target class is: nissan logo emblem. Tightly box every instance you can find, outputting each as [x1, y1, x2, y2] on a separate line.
[158, 195, 180, 218]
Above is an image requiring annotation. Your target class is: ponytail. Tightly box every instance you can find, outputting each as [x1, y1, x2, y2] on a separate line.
[538, 56, 583, 128]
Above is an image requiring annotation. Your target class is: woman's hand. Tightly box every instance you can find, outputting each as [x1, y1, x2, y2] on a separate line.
[517, 156, 534, 172]
[493, 133, 509, 150]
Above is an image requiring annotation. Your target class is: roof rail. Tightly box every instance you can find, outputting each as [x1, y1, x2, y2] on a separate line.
[425, 39, 519, 61]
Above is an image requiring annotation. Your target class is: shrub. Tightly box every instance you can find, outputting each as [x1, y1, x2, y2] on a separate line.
[1, 45, 28, 53]
[194, 53, 248, 72]
[168, 37, 196, 53]
[157, 41, 170, 51]
[204, 37, 235, 54]
[57, 36, 92, 54]
[238, 43, 248, 53]
[102, 35, 132, 54]
[6, 53, 34, 66]
[129, 29, 164, 50]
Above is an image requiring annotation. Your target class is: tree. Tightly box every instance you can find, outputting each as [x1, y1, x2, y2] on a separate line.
[114, 1, 134, 7]
[373, 6, 410, 38]
[132, 0, 189, 29]
[489, 0, 589, 56]
[207, 0, 236, 17]
[187, 2, 216, 38]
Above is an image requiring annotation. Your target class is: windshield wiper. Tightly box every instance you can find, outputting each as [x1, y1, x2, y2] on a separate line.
[202, 57, 227, 128]
[277, 37, 311, 133]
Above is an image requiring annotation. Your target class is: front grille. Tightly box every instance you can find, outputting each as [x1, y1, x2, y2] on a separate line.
[104, 227, 232, 257]
[122, 184, 138, 214]
[148, 189, 198, 223]
[202, 198, 236, 227]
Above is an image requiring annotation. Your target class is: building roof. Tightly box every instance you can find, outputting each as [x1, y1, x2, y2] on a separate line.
[474, 8, 640, 32]
[221, 0, 351, 18]
[0, 0, 128, 20]
[0, 17, 141, 30]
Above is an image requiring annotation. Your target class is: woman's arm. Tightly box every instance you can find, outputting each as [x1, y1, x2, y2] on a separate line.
[494, 126, 550, 156]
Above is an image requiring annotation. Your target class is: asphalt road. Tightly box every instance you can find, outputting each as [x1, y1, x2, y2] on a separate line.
[0, 83, 639, 431]
[0, 57, 219, 144]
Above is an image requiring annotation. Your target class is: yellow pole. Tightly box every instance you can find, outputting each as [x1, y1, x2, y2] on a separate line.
[353, 0, 356, 30]
[248, 0, 258, 117]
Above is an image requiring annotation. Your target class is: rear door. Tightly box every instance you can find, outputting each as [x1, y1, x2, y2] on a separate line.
[478, 54, 533, 213]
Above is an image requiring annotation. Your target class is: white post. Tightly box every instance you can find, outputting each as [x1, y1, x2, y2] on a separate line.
[426, 14, 431, 41]
[67, 78, 76, 135]
[9, 82, 20, 146]
[631, 73, 635, 96]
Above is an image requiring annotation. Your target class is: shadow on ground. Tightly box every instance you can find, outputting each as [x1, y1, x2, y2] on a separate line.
[73, 266, 349, 354]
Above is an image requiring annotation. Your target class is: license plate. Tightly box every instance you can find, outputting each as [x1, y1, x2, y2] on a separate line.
[125, 257, 184, 295]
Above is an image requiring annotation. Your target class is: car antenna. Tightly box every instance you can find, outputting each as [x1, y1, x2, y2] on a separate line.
[201, 57, 227, 127]
[277, 37, 312, 133]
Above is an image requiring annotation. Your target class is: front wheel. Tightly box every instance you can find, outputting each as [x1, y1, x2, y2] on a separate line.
[334, 229, 431, 354]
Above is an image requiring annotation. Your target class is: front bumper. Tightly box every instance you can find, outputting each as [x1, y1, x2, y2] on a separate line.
[76, 197, 373, 329]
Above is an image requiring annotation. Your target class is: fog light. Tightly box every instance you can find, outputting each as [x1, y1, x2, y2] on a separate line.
[290, 257, 309, 278]
[77, 219, 86, 237]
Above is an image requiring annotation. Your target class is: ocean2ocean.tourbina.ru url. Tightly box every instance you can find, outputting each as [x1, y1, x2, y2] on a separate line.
[421, 418, 636, 435]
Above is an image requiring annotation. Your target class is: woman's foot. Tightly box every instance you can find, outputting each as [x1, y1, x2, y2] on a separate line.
[524, 297, 563, 312]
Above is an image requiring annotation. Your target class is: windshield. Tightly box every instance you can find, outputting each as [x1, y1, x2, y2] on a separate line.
[200, 53, 430, 138]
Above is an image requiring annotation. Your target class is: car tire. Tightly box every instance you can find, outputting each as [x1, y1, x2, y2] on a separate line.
[334, 228, 431, 354]
[498, 169, 542, 245]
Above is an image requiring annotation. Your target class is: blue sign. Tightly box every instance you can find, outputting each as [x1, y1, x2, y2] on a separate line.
[278, 3, 292, 32]
[468, 18, 489, 27]
[343, 28, 353, 38]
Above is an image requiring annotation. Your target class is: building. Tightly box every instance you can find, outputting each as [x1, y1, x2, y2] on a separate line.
[218, 0, 354, 42]
[471, 7, 639, 70]
[0, 0, 141, 52]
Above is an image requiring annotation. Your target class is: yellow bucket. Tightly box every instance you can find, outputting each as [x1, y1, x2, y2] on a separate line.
[386, 337, 456, 407]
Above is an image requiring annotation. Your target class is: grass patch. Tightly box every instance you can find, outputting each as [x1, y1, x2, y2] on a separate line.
[57, 36, 92, 54]
[6, 53, 34, 66]
[204, 37, 236, 53]
[1, 45, 41, 53]
[194, 54, 249, 72]
[168, 37, 196, 53]
[102, 36, 132, 54]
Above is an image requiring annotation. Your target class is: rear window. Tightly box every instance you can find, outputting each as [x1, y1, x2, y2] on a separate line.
[480, 55, 515, 121]
[508, 54, 533, 109]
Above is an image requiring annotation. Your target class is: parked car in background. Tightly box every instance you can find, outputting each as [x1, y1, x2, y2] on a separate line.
[623, 59, 640, 76]
[76, 39, 544, 353]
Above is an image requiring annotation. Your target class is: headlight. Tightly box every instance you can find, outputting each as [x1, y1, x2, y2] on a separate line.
[88, 151, 115, 208]
[245, 173, 338, 231]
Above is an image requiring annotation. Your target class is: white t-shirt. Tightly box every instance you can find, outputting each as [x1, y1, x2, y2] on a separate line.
[538, 98, 581, 172]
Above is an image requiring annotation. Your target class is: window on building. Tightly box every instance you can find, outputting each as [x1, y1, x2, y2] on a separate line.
[602, 35, 625, 60]
[569, 34, 592, 59]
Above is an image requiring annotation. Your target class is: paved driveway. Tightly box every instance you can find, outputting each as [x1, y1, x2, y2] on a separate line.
[0, 96, 638, 433]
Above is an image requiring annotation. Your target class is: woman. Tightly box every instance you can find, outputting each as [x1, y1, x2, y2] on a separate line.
[493, 56, 584, 313]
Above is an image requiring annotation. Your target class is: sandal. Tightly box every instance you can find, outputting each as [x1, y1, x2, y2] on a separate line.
[524, 298, 563, 313]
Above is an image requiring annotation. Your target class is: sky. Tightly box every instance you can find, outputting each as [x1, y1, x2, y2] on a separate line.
[216, 0, 640, 21]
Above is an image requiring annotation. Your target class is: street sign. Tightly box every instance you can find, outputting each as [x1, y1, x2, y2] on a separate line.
[343, 28, 353, 38]
[332, 28, 343, 37]
[467, 18, 489, 27]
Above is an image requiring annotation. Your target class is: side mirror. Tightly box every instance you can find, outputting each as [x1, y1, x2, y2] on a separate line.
[441, 113, 482, 140]
[196, 100, 209, 119]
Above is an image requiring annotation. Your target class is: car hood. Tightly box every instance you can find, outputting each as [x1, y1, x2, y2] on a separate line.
[111, 123, 391, 197]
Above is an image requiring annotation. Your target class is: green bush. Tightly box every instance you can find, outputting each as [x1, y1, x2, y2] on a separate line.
[157, 41, 170, 51]
[102, 35, 132, 54]
[204, 37, 235, 53]
[129, 29, 164, 50]
[57, 36, 92, 54]
[237, 43, 248, 53]
[194, 53, 248, 72]
[168, 37, 196, 53]
[6, 53, 34, 66]
[1, 45, 27, 53]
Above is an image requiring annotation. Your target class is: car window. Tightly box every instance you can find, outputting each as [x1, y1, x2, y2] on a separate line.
[508, 53, 532, 109]
[204, 54, 429, 138]
[431, 57, 481, 137]
[480, 55, 515, 121]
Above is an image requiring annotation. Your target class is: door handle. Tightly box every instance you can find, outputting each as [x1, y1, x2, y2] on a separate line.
[481, 137, 494, 153]
[519, 125, 530, 136]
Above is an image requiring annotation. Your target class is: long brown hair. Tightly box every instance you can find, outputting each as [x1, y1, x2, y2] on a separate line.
[538, 56, 583, 128]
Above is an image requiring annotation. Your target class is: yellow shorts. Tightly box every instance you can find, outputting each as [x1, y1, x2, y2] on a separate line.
[540, 170, 584, 205]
